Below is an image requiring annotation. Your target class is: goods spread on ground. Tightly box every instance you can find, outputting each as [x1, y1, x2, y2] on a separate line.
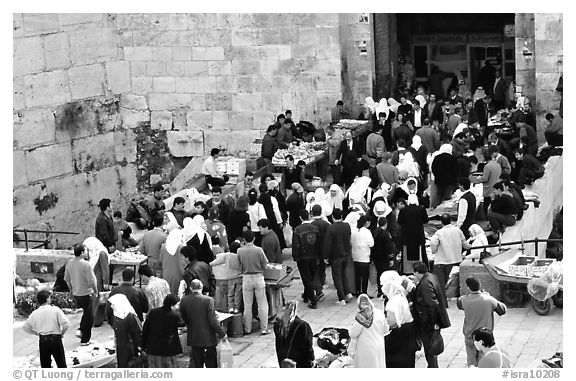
[14, 340, 116, 368]
[272, 142, 327, 166]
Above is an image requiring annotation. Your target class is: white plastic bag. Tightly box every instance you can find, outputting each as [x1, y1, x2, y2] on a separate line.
[217, 338, 233, 368]
[283, 223, 293, 248]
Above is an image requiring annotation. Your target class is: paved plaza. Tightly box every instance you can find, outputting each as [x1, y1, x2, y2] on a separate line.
[13, 252, 562, 369]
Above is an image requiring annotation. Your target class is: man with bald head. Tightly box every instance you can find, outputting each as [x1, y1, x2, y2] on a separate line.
[180, 279, 226, 368]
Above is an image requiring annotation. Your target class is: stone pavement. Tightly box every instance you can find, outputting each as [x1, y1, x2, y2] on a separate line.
[13, 253, 563, 368]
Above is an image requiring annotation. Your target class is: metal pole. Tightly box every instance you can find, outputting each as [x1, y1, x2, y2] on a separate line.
[534, 237, 539, 258]
[24, 229, 29, 251]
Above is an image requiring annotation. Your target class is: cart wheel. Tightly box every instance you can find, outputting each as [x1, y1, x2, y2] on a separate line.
[531, 297, 552, 316]
[552, 291, 563, 308]
[500, 283, 524, 307]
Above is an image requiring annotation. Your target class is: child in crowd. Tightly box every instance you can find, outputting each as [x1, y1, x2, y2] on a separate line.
[209, 241, 243, 314]
[112, 211, 138, 249]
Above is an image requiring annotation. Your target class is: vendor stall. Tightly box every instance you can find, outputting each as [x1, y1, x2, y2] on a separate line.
[108, 249, 148, 286]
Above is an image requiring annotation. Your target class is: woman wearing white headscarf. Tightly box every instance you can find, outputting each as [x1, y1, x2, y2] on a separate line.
[183, 216, 214, 263]
[108, 294, 142, 368]
[380, 271, 418, 368]
[305, 192, 316, 213]
[410, 135, 429, 181]
[465, 224, 489, 259]
[349, 294, 389, 368]
[393, 176, 420, 206]
[325, 184, 345, 219]
[83, 237, 110, 327]
[161, 229, 188, 295]
[397, 194, 429, 273]
[273, 301, 315, 368]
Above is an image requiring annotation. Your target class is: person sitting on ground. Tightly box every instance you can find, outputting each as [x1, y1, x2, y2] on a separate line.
[487, 182, 517, 234]
[471, 327, 511, 368]
[202, 148, 230, 188]
[488, 145, 511, 180]
[513, 148, 545, 188]
[464, 224, 489, 260]
[112, 211, 138, 248]
[544, 112, 563, 147]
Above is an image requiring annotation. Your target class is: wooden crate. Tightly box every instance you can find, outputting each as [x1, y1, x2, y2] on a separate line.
[459, 259, 502, 300]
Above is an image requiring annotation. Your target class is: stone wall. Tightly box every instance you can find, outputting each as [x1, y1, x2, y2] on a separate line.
[13, 13, 344, 247]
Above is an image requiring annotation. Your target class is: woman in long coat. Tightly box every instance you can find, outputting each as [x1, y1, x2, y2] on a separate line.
[273, 301, 315, 368]
[380, 271, 419, 367]
[161, 229, 188, 295]
[183, 216, 214, 264]
[349, 294, 389, 368]
[396, 194, 429, 274]
[83, 237, 110, 327]
[108, 294, 142, 368]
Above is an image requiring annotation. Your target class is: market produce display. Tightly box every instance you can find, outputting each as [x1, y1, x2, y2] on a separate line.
[14, 340, 116, 368]
[272, 142, 327, 166]
[109, 250, 147, 265]
[334, 119, 369, 129]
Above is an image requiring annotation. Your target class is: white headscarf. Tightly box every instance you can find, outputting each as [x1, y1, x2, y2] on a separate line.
[164, 211, 179, 233]
[411, 135, 423, 151]
[439, 143, 453, 155]
[83, 237, 108, 269]
[326, 184, 345, 215]
[166, 228, 186, 256]
[305, 192, 316, 212]
[376, 98, 389, 119]
[373, 200, 392, 218]
[364, 97, 377, 114]
[468, 224, 489, 258]
[415, 94, 427, 109]
[345, 177, 372, 205]
[388, 98, 400, 114]
[108, 293, 137, 320]
[372, 182, 391, 202]
[183, 216, 209, 244]
[344, 211, 362, 230]
[399, 176, 419, 198]
[407, 194, 419, 205]
[380, 271, 413, 327]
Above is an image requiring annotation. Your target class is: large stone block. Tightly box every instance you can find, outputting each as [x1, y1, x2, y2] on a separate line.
[69, 64, 106, 100]
[203, 130, 261, 155]
[228, 111, 253, 130]
[186, 111, 213, 129]
[59, 13, 102, 26]
[117, 164, 139, 197]
[153, 76, 176, 92]
[72, 132, 116, 173]
[173, 46, 192, 61]
[186, 14, 207, 30]
[106, 61, 131, 94]
[213, 29, 232, 46]
[43, 33, 70, 71]
[167, 130, 204, 157]
[151, 111, 173, 130]
[23, 13, 60, 36]
[24, 70, 68, 108]
[261, 93, 283, 113]
[131, 77, 153, 93]
[14, 77, 26, 111]
[130, 61, 147, 76]
[13, 108, 56, 149]
[13, 150, 27, 188]
[175, 77, 199, 93]
[124, 46, 153, 61]
[169, 13, 188, 30]
[536, 55, 563, 73]
[184, 61, 208, 76]
[12, 183, 43, 226]
[192, 46, 225, 61]
[166, 62, 185, 76]
[13, 13, 24, 38]
[197, 76, 217, 93]
[316, 44, 341, 60]
[206, 93, 232, 111]
[207, 61, 232, 76]
[215, 76, 237, 93]
[120, 108, 151, 128]
[114, 128, 137, 164]
[169, 157, 204, 191]
[216, 14, 240, 29]
[233, 93, 262, 111]
[166, 93, 196, 109]
[88, 167, 123, 208]
[278, 45, 292, 60]
[70, 28, 118, 65]
[146, 93, 166, 110]
[212, 111, 230, 130]
[13, 36, 45, 76]
[231, 29, 256, 46]
[231, 60, 261, 75]
[172, 110, 188, 130]
[26, 142, 74, 182]
[252, 111, 275, 130]
[151, 47, 173, 61]
[147, 62, 168, 76]
[536, 72, 562, 92]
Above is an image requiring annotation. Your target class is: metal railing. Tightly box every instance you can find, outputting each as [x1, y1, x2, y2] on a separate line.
[13, 228, 79, 251]
[465, 238, 563, 258]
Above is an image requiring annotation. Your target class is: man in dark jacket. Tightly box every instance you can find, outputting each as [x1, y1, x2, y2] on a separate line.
[310, 205, 331, 293]
[181, 246, 216, 297]
[323, 208, 354, 305]
[258, 218, 282, 264]
[292, 210, 322, 309]
[95, 198, 117, 253]
[456, 178, 477, 238]
[371, 217, 397, 297]
[261, 125, 282, 173]
[106, 268, 149, 323]
[142, 294, 184, 368]
[424, 94, 445, 126]
[180, 279, 226, 368]
[487, 182, 517, 234]
[205, 186, 234, 228]
[410, 261, 450, 368]
[336, 131, 362, 188]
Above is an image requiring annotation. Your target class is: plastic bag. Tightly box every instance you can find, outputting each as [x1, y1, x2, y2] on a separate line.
[283, 224, 293, 248]
[217, 338, 233, 368]
[527, 261, 563, 302]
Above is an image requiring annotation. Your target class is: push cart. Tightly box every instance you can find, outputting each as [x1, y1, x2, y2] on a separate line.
[482, 248, 563, 315]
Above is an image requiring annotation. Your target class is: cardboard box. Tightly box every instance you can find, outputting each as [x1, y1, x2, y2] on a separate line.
[226, 158, 246, 180]
[264, 264, 288, 281]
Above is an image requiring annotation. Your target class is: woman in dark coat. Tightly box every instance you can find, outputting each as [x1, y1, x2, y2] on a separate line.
[285, 183, 306, 229]
[183, 216, 214, 264]
[273, 301, 315, 368]
[142, 294, 183, 368]
[108, 294, 142, 368]
[396, 194, 429, 274]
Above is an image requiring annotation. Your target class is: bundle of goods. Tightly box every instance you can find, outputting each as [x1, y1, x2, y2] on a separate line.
[14, 340, 116, 368]
[335, 119, 368, 130]
[109, 250, 147, 264]
[314, 328, 351, 355]
[272, 144, 323, 166]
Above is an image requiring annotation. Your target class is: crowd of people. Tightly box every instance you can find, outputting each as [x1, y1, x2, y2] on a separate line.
[23, 77, 558, 369]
